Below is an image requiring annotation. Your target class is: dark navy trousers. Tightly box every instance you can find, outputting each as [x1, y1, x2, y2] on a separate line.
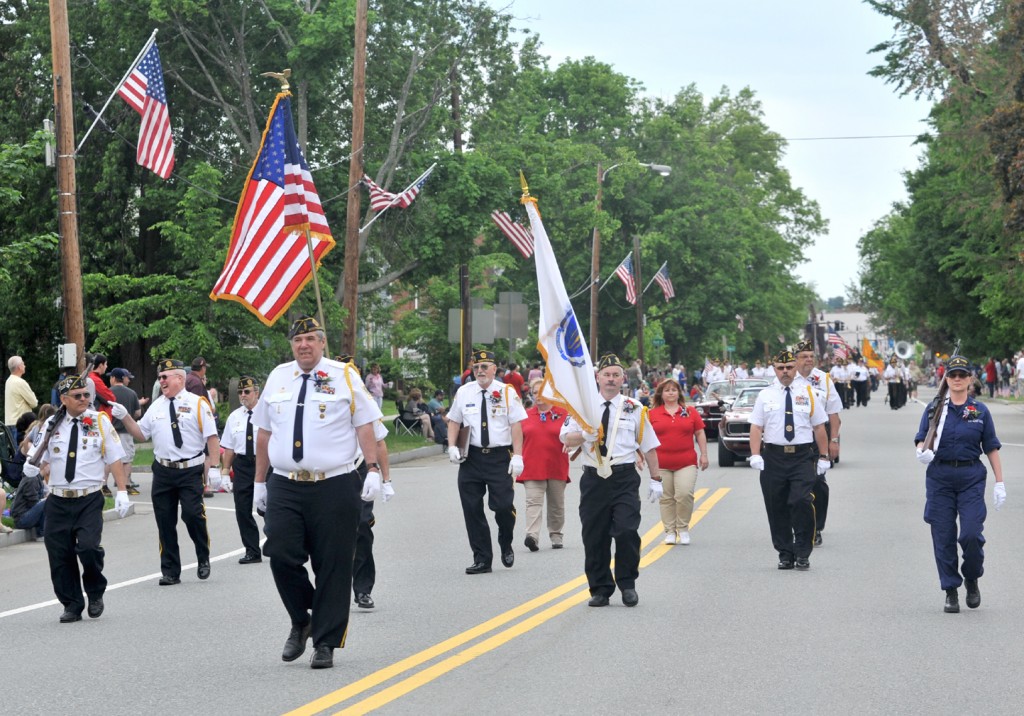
[924, 462, 987, 589]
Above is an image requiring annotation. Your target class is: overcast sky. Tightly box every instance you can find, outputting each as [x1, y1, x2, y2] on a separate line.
[491, 0, 929, 301]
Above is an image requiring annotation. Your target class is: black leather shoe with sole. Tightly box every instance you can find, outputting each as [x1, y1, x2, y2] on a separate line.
[282, 623, 312, 662]
[588, 594, 610, 607]
[87, 596, 104, 619]
[310, 645, 334, 669]
[59, 608, 83, 623]
[621, 589, 639, 607]
[465, 562, 492, 575]
[944, 588, 960, 613]
[965, 580, 981, 609]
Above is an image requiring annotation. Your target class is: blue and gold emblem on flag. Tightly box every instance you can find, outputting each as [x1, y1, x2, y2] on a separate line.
[556, 310, 586, 368]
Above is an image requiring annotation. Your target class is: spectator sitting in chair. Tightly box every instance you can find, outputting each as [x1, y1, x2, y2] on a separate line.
[426, 390, 449, 447]
[403, 389, 435, 441]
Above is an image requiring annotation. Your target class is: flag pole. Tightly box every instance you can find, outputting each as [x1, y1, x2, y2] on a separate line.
[359, 162, 437, 233]
[304, 227, 330, 355]
[598, 251, 631, 291]
[641, 261, 667, 294]
[76, 28, 158, 155]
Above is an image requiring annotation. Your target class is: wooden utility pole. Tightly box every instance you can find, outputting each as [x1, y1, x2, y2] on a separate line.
[49, 0, 86, 371]
[589, 163, 603, 361]
[633, 234, 645, 365]
[342, 0, 368, 357]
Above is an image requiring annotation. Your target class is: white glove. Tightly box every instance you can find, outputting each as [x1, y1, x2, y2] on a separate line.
[254, 482, 268, 513]
[22, 462, 41, 478]
[361, 470, 382, 502]
[816, 458, 831, 476]
[916, 448, 934, 465]
[582, 430, 599, 445]
[382, 482, 395, 503]
[114, 490, 131, 518]
[109, 402, 128, 420]
[207, 467, 222, 491]
[994, 482, 1006, 510]
[509, 454, 524, 478]
[749, 455, 765, 471]
[221, 474, 233, 493]
[448, 445, 464, 464]
[648, 479, 663, 503]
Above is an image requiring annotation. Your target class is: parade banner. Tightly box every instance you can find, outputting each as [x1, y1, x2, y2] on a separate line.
[862, 338, 884, 372]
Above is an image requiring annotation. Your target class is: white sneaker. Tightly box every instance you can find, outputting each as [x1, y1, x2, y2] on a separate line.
[677, 531, 691, 545]
[663, 532, 676, 545]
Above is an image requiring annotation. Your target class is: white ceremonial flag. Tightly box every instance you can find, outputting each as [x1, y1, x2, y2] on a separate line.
[522, 192, 604, 433]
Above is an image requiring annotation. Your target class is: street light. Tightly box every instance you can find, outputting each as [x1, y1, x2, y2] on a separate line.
[589, 161, 672, 361]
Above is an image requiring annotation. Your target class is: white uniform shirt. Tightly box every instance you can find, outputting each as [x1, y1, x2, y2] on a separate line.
[252, 357, 383, 473]
[750, 380, 827, 445]
[33, 409, 124, 488]
[735, 367, 749, 379]
[137, 388, 217, 460]
[221, 404, 258, 458]
[796, 369, 843, 415]
[829, 365, 848, 384]
[705, 366, 725, 384]
[447, 379, 526, 447]
[851, 365, 869, 381]
[559, 394, 660, 468]
[752, 366, 768, 378]
[883, 365, 900, 382]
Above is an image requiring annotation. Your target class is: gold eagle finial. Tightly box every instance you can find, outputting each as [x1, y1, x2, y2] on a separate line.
[260, 69, 292, 91]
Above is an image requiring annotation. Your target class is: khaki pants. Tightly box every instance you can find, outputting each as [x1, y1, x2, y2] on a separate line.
[522, 480, 566, 545]
[659, 465, 698, 533]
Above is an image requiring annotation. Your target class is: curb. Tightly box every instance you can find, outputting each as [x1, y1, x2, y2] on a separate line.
[0, 503, 135, 549]
[389, 444, 446, 465]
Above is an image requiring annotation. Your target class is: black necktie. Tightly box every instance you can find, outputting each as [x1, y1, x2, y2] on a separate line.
[600, 400, 611, 457]
[65, 418, 79, 482]
[245, 409, 254, 458]
[784, 387, 794, 442]
[293, 374, 310, 462]
[169, 398, 183, 448]
[480, 389, 490, 447]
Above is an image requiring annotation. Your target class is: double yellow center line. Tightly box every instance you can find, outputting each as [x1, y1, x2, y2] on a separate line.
[288, 486, 731, 716]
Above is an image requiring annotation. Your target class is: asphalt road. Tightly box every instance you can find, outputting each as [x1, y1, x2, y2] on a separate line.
[2, 387, 1023, 716]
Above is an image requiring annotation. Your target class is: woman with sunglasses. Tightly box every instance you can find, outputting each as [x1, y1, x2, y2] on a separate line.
[516, 378, 570, 551]
[915, 354, 1005, 613]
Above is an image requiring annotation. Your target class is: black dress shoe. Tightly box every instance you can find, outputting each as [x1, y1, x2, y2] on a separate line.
[310, 645, 334, 669]
[524, 535, 539, 552]
[501, 546, 514, 568]
[814, 532, 823, 546]
[59, 608, 82, 623]
[621, 588, 639, 607]
[588, 594, 610, 607]
[944, 588, 960, 613]
[965, 580, 981, 609]
[87, 596, 104, 619]
[795, 557, 810, 571]
[158, 575, 181, 586]
[465, 562, 492, 574]
[282, 623, 312, 662]
[355, 593, 375, 609]
[197, 561, 211, 580]
[777, 559, 794, 570]
[238, 552, 263, 564]
[551, 543, 563, 550]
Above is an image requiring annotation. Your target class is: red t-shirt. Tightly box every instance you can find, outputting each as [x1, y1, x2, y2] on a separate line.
[504, 370, 525, 397]
[89, 371, 115, 418]
[517, 406, 570, 482]
[648, 404, 705, 470]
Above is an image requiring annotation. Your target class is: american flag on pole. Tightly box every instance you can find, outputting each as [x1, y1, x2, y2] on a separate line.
[828, 329, 849, 359]
[362, 167, 434, 212]
[653, 262, 674, 301]
[210, 93, 335, 326]
[117, 41, 175, 179]
[614, 253, 637, 305]
[491, 211, 534, 258]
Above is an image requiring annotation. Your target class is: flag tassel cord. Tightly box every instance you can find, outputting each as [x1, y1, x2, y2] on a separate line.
[75, 28, 159, 156]
[641, 261, 668, 295]
[358, 162, 437, 234]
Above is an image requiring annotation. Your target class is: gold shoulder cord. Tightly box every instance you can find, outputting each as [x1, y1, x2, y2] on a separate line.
[806, 385, 815, 416]
[344, 367, 356, 415]
[638, 404, 649, 443]
[97, 411, 107, 458]
[197, 396, 214, 432]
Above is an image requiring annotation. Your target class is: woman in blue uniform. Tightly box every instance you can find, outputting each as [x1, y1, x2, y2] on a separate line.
[914, 355, 1005, 613]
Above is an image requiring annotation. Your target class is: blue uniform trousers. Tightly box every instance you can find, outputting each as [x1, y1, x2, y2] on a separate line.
[924, 461, 987, 589]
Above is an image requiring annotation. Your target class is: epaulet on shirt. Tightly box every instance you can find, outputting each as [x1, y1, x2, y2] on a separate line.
[196, 396, 214, 432]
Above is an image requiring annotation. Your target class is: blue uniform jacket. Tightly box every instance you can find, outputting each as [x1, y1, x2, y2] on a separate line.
[914, 396, 1000, 461]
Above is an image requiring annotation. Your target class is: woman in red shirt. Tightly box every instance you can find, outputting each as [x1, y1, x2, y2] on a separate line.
[517, 379, 570, 550]
[648, 378, 708, 545]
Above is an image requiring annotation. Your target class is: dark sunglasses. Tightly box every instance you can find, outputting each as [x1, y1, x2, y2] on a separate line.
[238, 389, 254, 395]
[66, 391, 90, 400]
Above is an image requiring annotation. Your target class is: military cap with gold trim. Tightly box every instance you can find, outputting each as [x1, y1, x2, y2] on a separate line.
[156, 358, 185, 372]
[238, 375, 259, 390]
[795, 340, 814, 354]
[946, 355, 971, 374]
[597, 354, 624, 371]
[288, 315, 323, 339]
[57, 373, 88, 395]
[773, 349, 796, 364]
[471, 349, 496, 365]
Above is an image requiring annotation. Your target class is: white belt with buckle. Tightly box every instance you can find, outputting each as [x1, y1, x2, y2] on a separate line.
[50, 485, 103, 499]
[274, 463, 356, 482]
[157, 455, 206, 469]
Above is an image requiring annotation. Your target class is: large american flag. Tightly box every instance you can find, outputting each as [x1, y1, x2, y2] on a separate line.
[614, 252, 637, 305]
[117, 41, 175, 179]
[362, 167, 434, 212]
[210, 93, 335, 326]
[653, 262, 674, 301]
[491, 210, 534, 258]
[828, 329, 849, 359]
